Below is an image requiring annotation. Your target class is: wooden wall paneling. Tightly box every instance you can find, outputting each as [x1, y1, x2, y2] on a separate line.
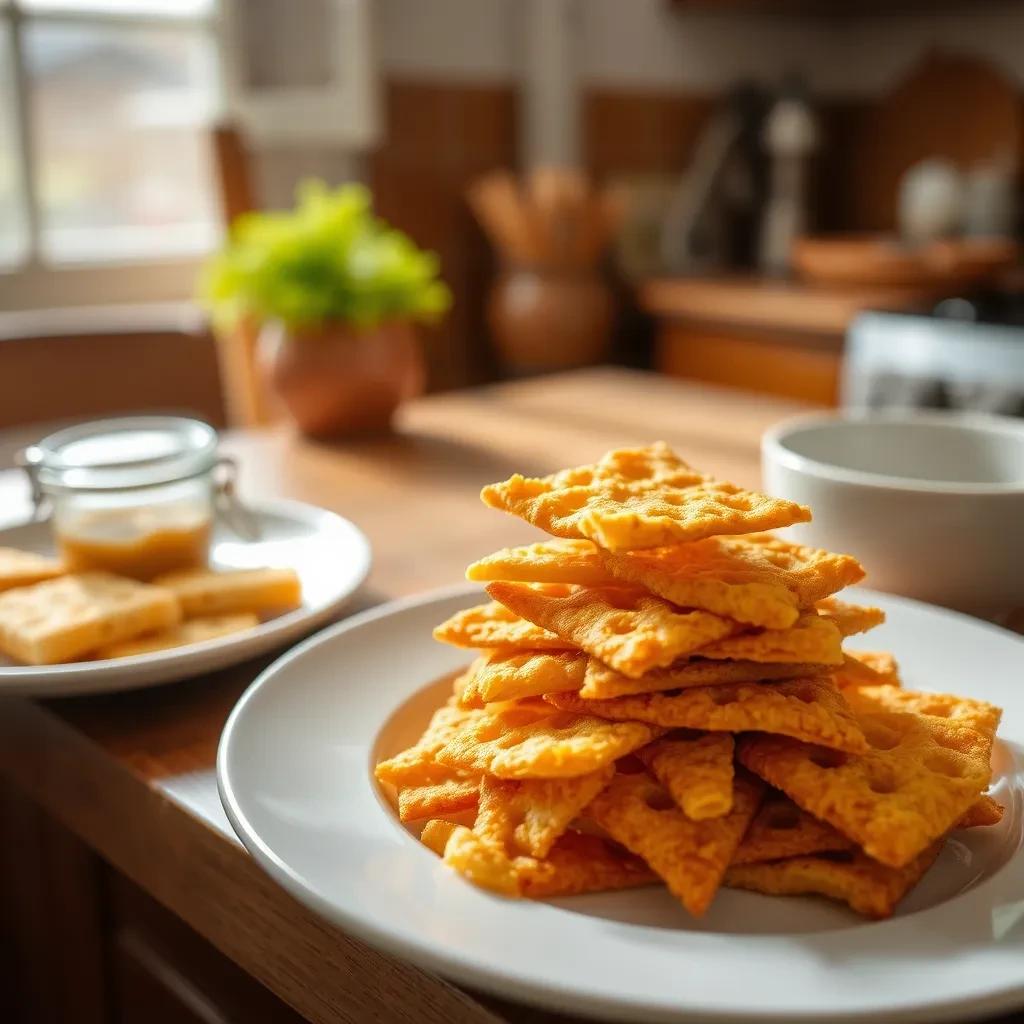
[370, 80, 517, 391]
[0, 776, 109, 1024]
[583, 89, 715, 179]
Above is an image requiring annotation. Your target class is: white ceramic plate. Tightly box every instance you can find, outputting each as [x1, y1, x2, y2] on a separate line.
[218, 585, 1024, 1024]
[0, 499, 371, 697]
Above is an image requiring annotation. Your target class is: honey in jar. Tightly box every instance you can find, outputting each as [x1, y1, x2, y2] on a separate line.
[21, 416, 224, 580]
[56, 503, 212, 580]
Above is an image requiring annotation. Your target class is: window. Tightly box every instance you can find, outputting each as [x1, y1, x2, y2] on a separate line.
[0, 0, 222, 308]
[0, 0, 378, 312]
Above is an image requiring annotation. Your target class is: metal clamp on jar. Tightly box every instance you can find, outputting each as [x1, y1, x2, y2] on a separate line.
[18, 416, 258, 581]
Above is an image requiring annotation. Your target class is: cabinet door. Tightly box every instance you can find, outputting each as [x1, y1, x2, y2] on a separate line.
[107, 873, 308, 1024]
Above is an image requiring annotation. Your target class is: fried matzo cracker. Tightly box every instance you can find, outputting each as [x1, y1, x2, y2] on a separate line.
[636, 733, 735, 819]
[467, 539, 613, 587]
[549, 676, 868, 754]
[397, 774, 480, 822]
[0, 571, 180, 665]
[480, 444, 811, 552]
[0, 547, 64, 592]
[422, 820, 657, 898]
[436, 702, 661, 779]
[693, 611, 844, 666]
[516, 831, 659, 898]
[580, 656, 825, 700]
[433, 598, 572, 651]
[845, 684, 1003, 738]
[731, 795, 854, 865]
[474, 766, 614, 858]
[832, 651, 902, 691]
[154, 566, 301, 616]
[375, 703, 483, 821]
[486, 581, 736, 678]
[472, 649, 587, 704]
[94, 612, 258, 658]
[816, 597, 885, 637]
[587, 769, 763, 915]
[958, 795, 1004, 829]
[738, 707, 994, 867]
[602, 535, 863, 630]
[725, 842, 944, 919]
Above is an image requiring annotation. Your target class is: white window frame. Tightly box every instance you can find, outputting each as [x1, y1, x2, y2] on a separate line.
[0, 0, 378, 314]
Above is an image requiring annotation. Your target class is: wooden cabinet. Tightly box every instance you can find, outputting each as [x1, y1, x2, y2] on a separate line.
[1, 778, 306, 1024]
[639, 275, 945, 406]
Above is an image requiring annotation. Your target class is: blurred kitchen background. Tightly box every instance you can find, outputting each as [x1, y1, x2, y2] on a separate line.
[3, 0, 1024, 444]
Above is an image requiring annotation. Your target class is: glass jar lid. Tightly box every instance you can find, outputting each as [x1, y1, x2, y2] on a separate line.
[23, 416, 219, 492]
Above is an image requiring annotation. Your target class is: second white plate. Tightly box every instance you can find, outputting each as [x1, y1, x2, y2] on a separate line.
[0, 499, 371, 697]
[218, 585, 1024, 1024]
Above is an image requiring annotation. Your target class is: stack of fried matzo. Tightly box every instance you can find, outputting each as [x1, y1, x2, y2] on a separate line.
[375, 443, 1004, 919]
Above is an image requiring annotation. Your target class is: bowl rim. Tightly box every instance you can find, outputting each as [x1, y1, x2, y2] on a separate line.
[761, 409, 1024, 496]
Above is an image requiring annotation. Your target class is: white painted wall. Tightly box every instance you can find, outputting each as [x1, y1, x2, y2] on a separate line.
[374, 0, 1024, 96]
[375, 0, 520, 82]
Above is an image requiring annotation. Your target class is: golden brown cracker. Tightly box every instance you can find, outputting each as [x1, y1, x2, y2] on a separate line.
[516, 831, 658, 898]
[845, 684, 1002, 739]
[375, 704, 482, 788]
[958, 795, 1004, 829]
[549, 676, 868, 754]
[467, 539, 613, 587]
[435, 702, 661, 779]
[580, 657, 824, 700]
[694, 612, 844, 666]
[154, 566, 301, 616]
[420, 818, 458, 856]
[0, 547, 64, 592]
[439, 824, 522, 896]
[587, 769, 763, 916]
[95, 613, 258, 658]
[738, 708, 993, 867]
[397, 775, 480, 822]
[0, 571, 180, 665]
[421, 819, 656, 899]
[480, 443, 811, 551]
[816, 597, 885, 637]
[725, 842, 943, 919]
[474, 766, 614, 858]
[832, 651, 902, 691]
[486, 581, 735, 678]
[731, 795, 854, 865]
[433, 598, 572, 651]
[636, 733, 735, 819]
[602, 535, 863, 630]
[473, 649, 587, 704]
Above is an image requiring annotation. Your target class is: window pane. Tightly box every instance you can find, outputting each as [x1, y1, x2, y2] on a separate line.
[25, 21, 220, 262]
[0, 22, 29, 267]
[21, 1, 213, 17]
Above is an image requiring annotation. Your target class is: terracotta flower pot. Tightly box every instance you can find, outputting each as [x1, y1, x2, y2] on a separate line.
[260, 320, 425, 438]
[486, 268, 615, 375]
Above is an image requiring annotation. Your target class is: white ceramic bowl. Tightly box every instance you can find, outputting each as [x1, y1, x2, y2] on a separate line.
[761, 410, 1024, 612]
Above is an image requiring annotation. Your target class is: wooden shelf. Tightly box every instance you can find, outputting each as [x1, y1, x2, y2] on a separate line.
[639, 274, 941, 337]
[668, 0, 1015, 15]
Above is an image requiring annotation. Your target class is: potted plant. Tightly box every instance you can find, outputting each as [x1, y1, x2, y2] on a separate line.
[203, 181, 451, 437]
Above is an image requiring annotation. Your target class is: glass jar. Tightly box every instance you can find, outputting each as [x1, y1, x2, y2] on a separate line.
[19, 416, 235, 581]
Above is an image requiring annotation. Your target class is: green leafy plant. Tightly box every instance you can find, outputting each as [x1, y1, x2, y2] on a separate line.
[202, 181, 451, 332]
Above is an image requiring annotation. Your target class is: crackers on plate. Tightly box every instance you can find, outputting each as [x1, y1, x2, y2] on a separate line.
[375, 442, 1005, 920]
[0, 557, 302, 666]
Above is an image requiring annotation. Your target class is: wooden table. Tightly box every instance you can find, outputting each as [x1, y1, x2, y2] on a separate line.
[0, 368, 1018, 1024]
